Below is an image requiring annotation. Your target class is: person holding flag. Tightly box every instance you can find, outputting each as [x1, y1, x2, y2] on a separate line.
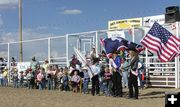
[122, 49, 139, 99]
[111, 51, 123, 97]
[90, 58, 101, 96]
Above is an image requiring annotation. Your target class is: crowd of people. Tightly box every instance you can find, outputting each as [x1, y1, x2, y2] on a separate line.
[0, 48, 145, 100]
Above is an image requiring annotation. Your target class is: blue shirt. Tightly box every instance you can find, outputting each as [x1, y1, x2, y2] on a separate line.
[83, 71, 90, 79]
[113, 56, 121, 70]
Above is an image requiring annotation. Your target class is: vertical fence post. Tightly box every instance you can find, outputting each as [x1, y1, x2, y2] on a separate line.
[175, 22, 179, 88]
[48, 37, 51, 64]
[95, 31, 98, 57]
[175, 56, 178, 88]
[66, 34, 69, 67]
[145, 48, 149, 87]
[7, 43, 10, 82]
[142, 28, 149, 87]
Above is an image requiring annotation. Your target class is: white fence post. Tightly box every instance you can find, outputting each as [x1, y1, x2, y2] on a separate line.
[7, 43, 10, 82]
[175, 22, 180, 88]
[95, 31, 98, 57]
[48, 37, 51, 64]
[175, 57, 178, 88]
[66, 34, 69, 67]
[145, 48, 149, 86]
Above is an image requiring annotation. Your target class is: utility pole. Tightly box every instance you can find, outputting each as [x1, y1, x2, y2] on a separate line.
[19, 0, 23, 62]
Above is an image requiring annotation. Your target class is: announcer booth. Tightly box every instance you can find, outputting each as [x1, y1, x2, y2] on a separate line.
[108, 14, 180, 89]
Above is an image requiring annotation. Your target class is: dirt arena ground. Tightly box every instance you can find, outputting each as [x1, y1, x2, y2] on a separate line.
[0, 87, 179, 107]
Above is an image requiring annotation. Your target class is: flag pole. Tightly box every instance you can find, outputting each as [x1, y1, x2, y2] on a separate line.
[19, 0, 23, 62]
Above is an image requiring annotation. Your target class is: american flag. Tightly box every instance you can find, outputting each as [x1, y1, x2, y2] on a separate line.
[140, 22, 180, 62]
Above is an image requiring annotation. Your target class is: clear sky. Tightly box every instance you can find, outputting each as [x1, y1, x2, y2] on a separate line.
[0, 0, 180, 61]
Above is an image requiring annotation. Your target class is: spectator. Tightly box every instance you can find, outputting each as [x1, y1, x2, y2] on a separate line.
[90, 58, 101, 96]
[0, 71, 3, 86]
[46, 66, 53, 90]
[26, 68, 34, 89]
[62, 70, 69, 91]
[57, 67, 63, 90]
[19, 71, 24, 88]
[37, 68, 45, 90]
[103, 66, 113, 96]
[121, 58, 129, 88]
[3, 67, 8, 87]
[30, 56, 39, 73]
[82, 67, 90, 94]
[42, 59, 49, 73]
[12, 69, 19, 88]
[71, 70, 81, 93]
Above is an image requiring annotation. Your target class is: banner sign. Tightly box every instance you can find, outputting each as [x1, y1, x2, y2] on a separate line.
[107, 30, 125, 38]
[143, 14, 165, 27]
[108, 18, 142, 30]
[17, 62, 31, 72]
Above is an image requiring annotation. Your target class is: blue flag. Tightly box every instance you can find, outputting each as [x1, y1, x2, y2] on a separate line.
[100, 37, 144, 57]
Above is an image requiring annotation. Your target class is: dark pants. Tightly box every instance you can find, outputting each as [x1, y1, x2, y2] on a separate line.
[128, 73, 138, 99]
[91, 75, 99, 96]
[112, 72, 122, 97]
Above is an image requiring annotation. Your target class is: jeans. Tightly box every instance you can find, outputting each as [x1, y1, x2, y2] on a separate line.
[3, 78, 8, 86]
[52, 79, 56, 90]
[47, 78, 52, 90]
[27, 80, 33, 89]
[0, 78, 4, 86]
[122, 71, 128, 87]
[104, 80, 113, 96]
[38, 82, 43, 90]
[83, 79, 89, 94]
[19, 79, 24, 87]
[63, 82, 68, 91]
[13, 79, 18, 88]
[99, 80, 105, 93]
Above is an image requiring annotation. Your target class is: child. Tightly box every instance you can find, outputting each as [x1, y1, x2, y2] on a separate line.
[37, 68, 45, 90]
[12, 70, 19, 88]
[82, 67, 90, 94]
[71, 71, 80, 93]
[19, 71, 24, 87]
[57, 68, 63, 90]
[104, 66, 113, 96]
[121, 58, 129, 88]
[46, 66, 53, 90]
[26, 69, 34, 89]
[62, 71, 69, 91]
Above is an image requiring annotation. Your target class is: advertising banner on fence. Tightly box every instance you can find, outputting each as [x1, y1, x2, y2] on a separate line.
[17, 62, 31, 72]
[143, 14, 165, 28]
[143, 14, 178, 35]
[108, 18, 142, 30]
[107, 30, 125, 38]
